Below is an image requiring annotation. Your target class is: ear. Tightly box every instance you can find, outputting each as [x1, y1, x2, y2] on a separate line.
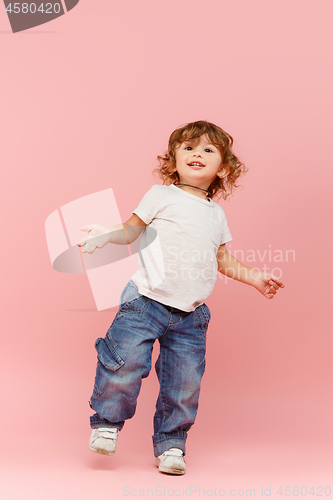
[217, 164, 230, 179]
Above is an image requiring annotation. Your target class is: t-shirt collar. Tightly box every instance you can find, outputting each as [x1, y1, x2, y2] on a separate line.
[170, 184, 212, 205]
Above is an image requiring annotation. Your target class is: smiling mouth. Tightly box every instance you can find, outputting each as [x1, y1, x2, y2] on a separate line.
[188, 162, 205, 168]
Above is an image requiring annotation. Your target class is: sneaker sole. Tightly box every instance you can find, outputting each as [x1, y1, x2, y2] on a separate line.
[89, 444, 116, 456]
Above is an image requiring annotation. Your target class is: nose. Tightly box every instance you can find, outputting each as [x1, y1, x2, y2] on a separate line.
[192, 150, 202, 157]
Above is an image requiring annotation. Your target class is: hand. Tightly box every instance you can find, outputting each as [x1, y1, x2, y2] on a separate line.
[77, 224, 112, 254]
[252, 272, 285, 299]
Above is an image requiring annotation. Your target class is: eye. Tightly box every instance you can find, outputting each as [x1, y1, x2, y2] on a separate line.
[184, 146, 193, 151]
[205, 148, 213, 153]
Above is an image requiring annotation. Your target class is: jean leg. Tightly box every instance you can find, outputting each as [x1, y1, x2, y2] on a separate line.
[89, 293, 156, 429]
[152, 304, 210, 457]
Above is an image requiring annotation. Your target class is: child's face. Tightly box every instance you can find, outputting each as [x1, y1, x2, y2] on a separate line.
[174, 134, 228, 189]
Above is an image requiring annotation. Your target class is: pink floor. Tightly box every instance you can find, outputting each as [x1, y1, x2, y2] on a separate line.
[1, 289, 332, 500]
[2, 361, 332, 500]
[2, 432, 332, 500]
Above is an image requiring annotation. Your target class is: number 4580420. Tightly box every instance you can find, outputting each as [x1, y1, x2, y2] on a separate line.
[5, 3, 61, 14]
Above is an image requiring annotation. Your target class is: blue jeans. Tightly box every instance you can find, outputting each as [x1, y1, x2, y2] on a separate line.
[89, 279, 211, 457]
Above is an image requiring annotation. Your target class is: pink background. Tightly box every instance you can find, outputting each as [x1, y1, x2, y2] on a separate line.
[1, 0, 333, 498]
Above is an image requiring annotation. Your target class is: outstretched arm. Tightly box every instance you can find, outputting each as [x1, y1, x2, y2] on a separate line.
[77, 214, 147, 254]
[216, 244, 285, 299]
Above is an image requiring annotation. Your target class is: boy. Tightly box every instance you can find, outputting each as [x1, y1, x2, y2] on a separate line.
[78, 121, 284, 475]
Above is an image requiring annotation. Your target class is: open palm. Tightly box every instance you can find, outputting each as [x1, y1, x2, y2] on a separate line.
[77, 224, 112, 254]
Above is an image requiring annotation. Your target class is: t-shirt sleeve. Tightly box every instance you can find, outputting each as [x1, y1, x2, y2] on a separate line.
[132, 185, 161, 225]
[220, 209, 233, 245]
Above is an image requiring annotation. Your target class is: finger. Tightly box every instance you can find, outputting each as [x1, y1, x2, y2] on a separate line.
[84, 244, 96, 254]
[275, 282, 284, 289]
[79, 241, 91, 253]
[80, 225, 92, 232]
[269, 280, 284, 290]
[270, 276, 285, 287]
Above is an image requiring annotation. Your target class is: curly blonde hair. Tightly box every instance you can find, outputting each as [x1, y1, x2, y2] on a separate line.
[153, 120, 248, 201]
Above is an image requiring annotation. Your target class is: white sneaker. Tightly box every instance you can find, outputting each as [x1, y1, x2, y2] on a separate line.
[89, 427, 119, 456]
[155, 448, 186, 475]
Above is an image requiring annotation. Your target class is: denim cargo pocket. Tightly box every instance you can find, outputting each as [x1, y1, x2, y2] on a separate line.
[94, 337, 125, 371]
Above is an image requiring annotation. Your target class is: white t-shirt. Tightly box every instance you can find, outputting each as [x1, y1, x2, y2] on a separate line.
[130, 184, 232, 312]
